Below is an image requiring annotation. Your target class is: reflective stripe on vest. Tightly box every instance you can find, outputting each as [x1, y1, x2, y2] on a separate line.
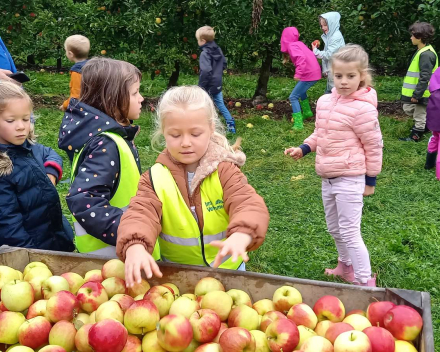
[150, 163, 243, 270]
[71, 132, 161, 259]
[402, 45, 438, 99]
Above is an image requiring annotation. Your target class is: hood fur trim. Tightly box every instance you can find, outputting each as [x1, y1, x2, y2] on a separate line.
[0, 152, 13, 177]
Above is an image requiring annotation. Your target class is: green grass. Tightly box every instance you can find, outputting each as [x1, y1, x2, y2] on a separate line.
[35, 106, 439, 348]
[25, 70, 403, 102]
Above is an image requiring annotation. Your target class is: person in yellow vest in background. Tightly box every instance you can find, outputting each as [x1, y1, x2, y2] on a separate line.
[58, 57, 159, 259]
[116, 86, 269, 286]
[400, 21, 438, 142]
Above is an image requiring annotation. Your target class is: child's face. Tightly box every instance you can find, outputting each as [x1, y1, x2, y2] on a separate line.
[0, 98, 31, 145]
[127, 80, 144, 121]
[410, 35, 422, 46]
[332, 60, 365, 96]
[163, 107, 213, 172]
[320, 18, 329, 34]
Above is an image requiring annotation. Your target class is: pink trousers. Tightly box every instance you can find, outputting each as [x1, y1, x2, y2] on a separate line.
[322, 175, 372, 283]
[427, 132, 440, 180]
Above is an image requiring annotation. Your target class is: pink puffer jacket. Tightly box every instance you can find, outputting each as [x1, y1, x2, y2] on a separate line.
[304, 87, 383, 178]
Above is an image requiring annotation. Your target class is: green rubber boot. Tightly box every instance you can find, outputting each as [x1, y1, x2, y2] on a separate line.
[300, 98, 313, 119]
[292, 112, 304, 130]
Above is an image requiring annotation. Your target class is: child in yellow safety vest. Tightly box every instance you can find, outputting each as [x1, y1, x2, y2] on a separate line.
[116, 86, 269, 286]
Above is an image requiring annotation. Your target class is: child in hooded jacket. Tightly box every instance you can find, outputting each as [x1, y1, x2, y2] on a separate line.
[285, 45, 383, 287]
[425, 67, 440, 177]
[281, 27, 321, 130]
[312, 12, 345, 94]
[116, 86, 269, 286]
[0, 81, 74, 251]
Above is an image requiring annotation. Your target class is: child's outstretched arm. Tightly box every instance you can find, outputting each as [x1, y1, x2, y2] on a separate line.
[198, 51, 212, 92]
[39, 144, 63, 185]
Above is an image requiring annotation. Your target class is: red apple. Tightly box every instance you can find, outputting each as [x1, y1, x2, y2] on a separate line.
[170, 296, 200, 319]
[343, 314, 372, 331]
[102, 277, 127, 298]
[102, 259, 125, 280]
[39, 346, 68, 352]
[49, 320, 76, 352]
[95, 300, 124, 323]
[272, 286, 302, 314]
[0, 301, 8, 312]
[26, 299, 47, 319]
[366, 301, 395, 327]
[61, 272, 85, 294]
[162, 283, 180, 298]
[127, 279, 150, 298]
[363, 326, 395, 352]
[77, 281, 109, 313]
[325, 322, 355, 344]
[201, 291, 233, 321]
[300, 335, 333, 352]
[383, 305, 423, 341]
[260, 311, 286, 333]
[75, 323, 94, 352]
[89, 319, 128, 352]
[195, 342, 222, 351]
[111, 294, 135, 312]
[287, 303, 318, 330]
[312, 40, 320, 48]
[123, 299, 160, 335]
[1, 280, 34, 312]
[219, 327, 256, 352]
[84, 269, 103, 283]
[228, 305, 260, 331]
[122, 334, 142, 352]
[265, 319, 299, 352]
[256, 104, 263, 110]
[191, 54, 198, 60]
[314, 320, 334, 337]
[190, 309, 221, 343]
[141, 330, 167, 352]
[253, 299, 275, 316]
[334, 330, 372, 352]
[313, 295, 345, 322]
[194, 277, 225, 296]
[227, 289, 252, 307]
[0, 311, 26, 344]
[45, 290, 80, 323]
[144, 285, 174, 317]
[157, 314, 193, 351]
[212, 322, 228, 343]
[18, 316, 51, 349]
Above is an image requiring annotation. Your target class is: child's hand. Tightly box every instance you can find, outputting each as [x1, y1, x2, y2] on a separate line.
[411, 97, 418, 103]
[282, 57, 289, 65]
[284, 147, 303, 160]
[210, 232, 252, 268]
[125, 244, 162, 287]
[47, 174, 57, 186]
[363, 185, 375, 196]
[59, 104, 65, 111]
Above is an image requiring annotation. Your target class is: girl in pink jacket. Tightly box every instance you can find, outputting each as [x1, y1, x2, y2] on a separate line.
[284, 44, 383, 287]
[281, 27, 321, 130]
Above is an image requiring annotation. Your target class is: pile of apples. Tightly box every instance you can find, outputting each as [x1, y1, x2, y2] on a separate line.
[0, 261, 424, 352]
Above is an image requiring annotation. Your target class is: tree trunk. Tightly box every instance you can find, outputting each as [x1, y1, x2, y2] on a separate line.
[167, 61, 180, 88]
[27, 55, 35, 65]
[252, 50, 273, 105]
[57, 57, 62, 72]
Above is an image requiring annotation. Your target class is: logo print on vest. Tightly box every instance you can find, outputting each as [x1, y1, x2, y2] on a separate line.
[205, 199, 224, 212]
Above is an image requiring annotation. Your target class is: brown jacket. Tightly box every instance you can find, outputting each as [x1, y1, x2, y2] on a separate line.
[116, 141, 269, 261]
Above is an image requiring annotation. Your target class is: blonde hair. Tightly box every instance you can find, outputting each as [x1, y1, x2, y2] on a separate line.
[152, 86, 235, 153]
[331, 44, 373, 88]
[195, 26, 215, 42]
[64, 35, 90, 60]
[0, 81, 36, 143]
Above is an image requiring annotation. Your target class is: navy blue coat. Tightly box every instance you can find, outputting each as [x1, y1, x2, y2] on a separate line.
[0, 141, 75, 251]
[198, 41, 227, 96]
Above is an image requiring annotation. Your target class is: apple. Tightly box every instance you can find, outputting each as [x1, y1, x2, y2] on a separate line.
[219, 327, 256, 352]
[163, 283, 180, 298]
[0, 311, 26, 344]
[228, 305, 259, 331]
[299, 336, 333, 352]
[45, 290, 80, 323]
[235, 102, 242, 108]
[96, 300, 124, 323]
[394, 340, 418, 352]
[74, 323, 94, 352]
[15, 271, 23, 280]
[260, 311, 286, 333]
[201, 291, 233, 321]
[190, 309, 221, 343]
[268, 103, 274, 109]
[26, 299, 47, 319]
[383, 305, 423, 341]
[180, 339, 201, 352]
[134, 294, 144, 301]
[144, 285, 174, 317]
[7, 347, 34, 352]
[213, 322, 228, 343]
[334, 331, 372, 352]
[347, 309, 367, 317]
[170, 296, 200, 319]
[256, 104, 263, 110]
[227, 289, 252, 307]
[192, 54, 198, 60]
[343, 314, 372, 331]
[296, 325, 318, 350]
[18, 316, 51, 349]
[28, 276, 46, 301]
[325, 322, 355, 344]
[102, 277, 127, 298]
[48, 320, 77, 352]
[249, 330, 269, 352]
[41, 276, 70, 299]
[102, 259, 125, 280]
[157, 314, 193, 352]
[23, 262, 48, 278]
[363, 326, 395, 352]
[38, 346, 68, 352]
[1, 280, 34, 312]
[253, 299, 275, 316]
[77, 281, 109, 313]
[61, 272, 85, 294]
[76, 312, 90, 325]
[195, 342, 222, 351]
[366, 301, 395, 327]
[127, 279, 150, 298]
[156, 18, 162, 24]
[194, 277, 225, 297]
[0, 301, 8, 312]
[183, 293, 197, 300]
[123, 299, 160, 335]
[84, 269, 103, 283]
[89, 319, 128, 352]
[122, 335, 142, 352]
[142, 331, 167, 352]
[314, 320, 334, 337]
[111, 294, 135, 312]
[89, 311, 96, 323]
[312, 40, 320, 48]
[266, 319, 299, 352]
[313, 295, 345, 322]
[273, 286, 302, 313]
[23, 267, 52, 282]
[100, 50, 107, 55]
[287, 303, 318, 330]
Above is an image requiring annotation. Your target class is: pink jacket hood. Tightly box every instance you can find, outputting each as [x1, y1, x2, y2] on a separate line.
[280, 27, 299, 53]
[331, 86, 378, 108]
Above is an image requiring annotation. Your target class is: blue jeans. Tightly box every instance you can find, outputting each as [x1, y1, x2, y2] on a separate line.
[289, 80, 318, 114]
[212, 91, 235, 125]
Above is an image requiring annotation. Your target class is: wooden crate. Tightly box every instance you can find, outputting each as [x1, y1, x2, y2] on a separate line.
[0, 246, 434, 352]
